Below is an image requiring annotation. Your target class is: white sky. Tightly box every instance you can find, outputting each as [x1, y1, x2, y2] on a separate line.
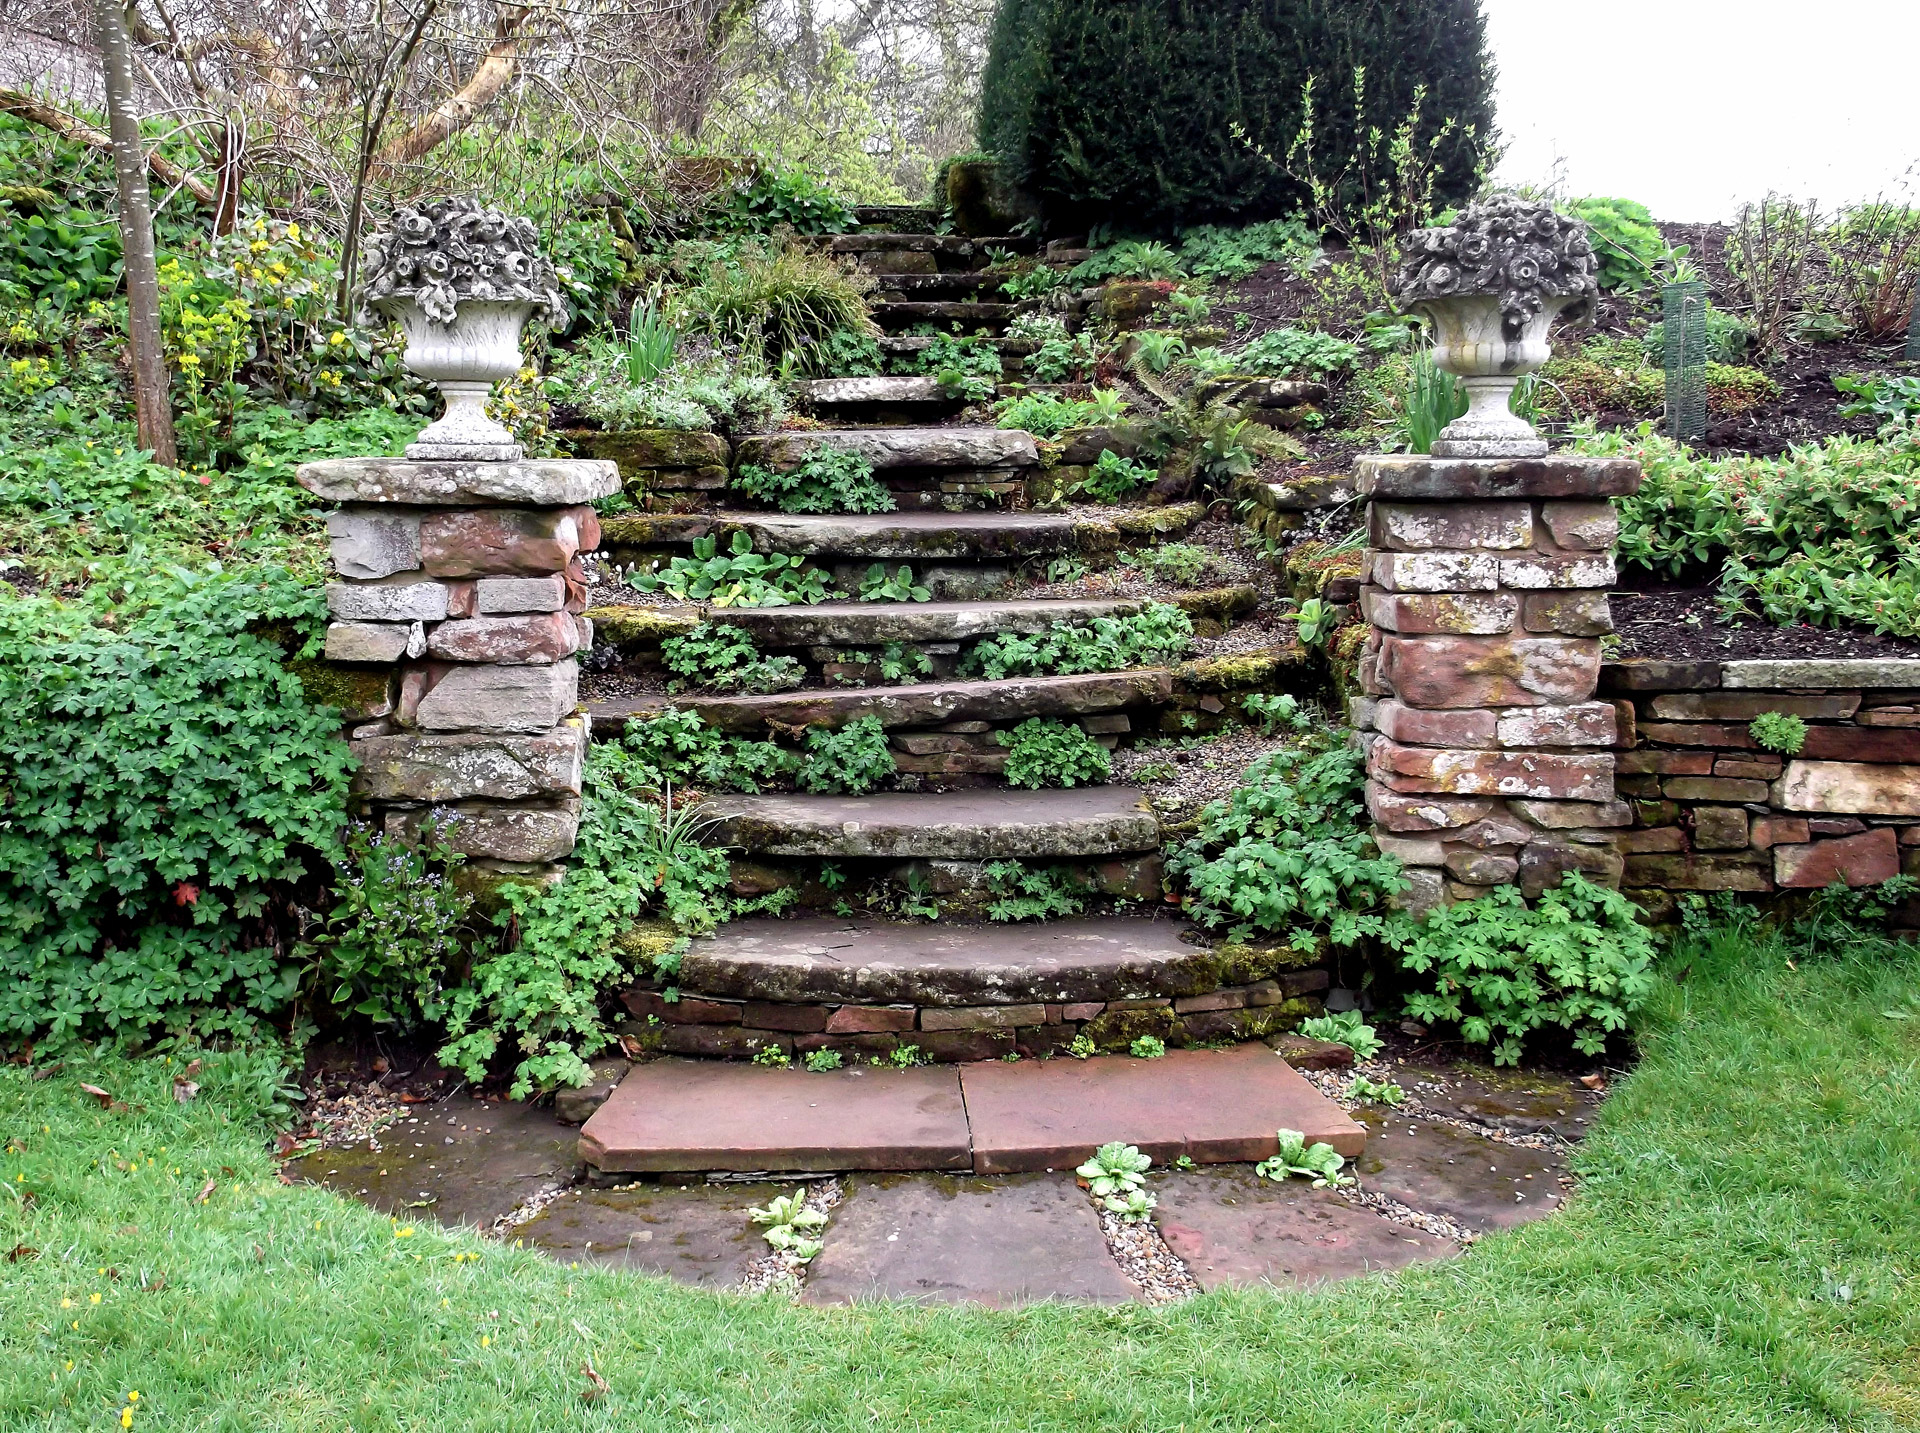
[1485, 0, 1920, 222]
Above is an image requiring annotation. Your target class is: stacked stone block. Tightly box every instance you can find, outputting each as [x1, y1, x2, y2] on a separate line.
[297, 454, 621, 891]
[1350, 454, 1643, 912]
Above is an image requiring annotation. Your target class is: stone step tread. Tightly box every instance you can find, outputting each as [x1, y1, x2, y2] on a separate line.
[684, 913, 1233, 1006]
[717, 510, 1076, 559]
[594, 597, 1148, 646]
[791, 376, 963, 407]
[735, 427, 1039, 472]
[579, 1045, 1362, 1174]
[587, 666, 1174, 735]
[699, 787, 1159, 859]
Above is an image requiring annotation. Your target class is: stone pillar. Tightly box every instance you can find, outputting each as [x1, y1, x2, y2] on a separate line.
[296, 453, 620, 893]
[1352, 453, 1642, 913]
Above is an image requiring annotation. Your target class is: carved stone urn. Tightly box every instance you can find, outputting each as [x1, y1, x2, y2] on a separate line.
[358, 197, 569, 462]
[1391, 196, 1599, 458]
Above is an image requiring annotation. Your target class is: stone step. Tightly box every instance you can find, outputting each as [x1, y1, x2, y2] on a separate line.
[851, 206, 942, 233]
[735, 426, 1038, 473]
[587, 666, 1172, 735]
[828, 232, 973, 258]
[873, 300, 1020, 333]
[578, 1045, 1363, 1174]
[699, 786, 1159, 859]
[669, 596, 1148, 646]
[790, 376, 966, 417]
[871, 272, 1002, 299]
[679, 914, 1230, 1005]
[720, 510, 1075, 561]
[880, 334, 1038, 359]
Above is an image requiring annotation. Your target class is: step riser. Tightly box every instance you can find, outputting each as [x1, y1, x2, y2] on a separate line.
[618, 978, 1326, 1066]
[728, 852, 1161, 909]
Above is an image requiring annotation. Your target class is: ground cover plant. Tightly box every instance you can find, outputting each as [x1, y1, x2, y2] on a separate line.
[963, 604, 1193, 679]
[734, 447, 895, 515]
[6, 918, 1919, 1427]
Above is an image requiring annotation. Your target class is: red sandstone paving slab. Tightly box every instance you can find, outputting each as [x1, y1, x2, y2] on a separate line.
[1154, 1165, 1454, 1291]
[295, 1093, 578, 1229]
[1394, 1061, 1600, 1141]
[580, 1059, 971, 1174]
[802, 1171, 1135, 1306]
[961, 1045, 1364, 1175]
[1354, 1110, 1566, 1233]
[518, 1180, 786, 1286]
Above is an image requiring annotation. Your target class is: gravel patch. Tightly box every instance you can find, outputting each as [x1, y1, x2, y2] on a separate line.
[1337, 1184, 1479, 1246]
[1099, 1209, 1202, 1304]
[304, 1087, 414, 1152]
[1116, 725, 1313, 824]
[1299, 1062, 1568, 1154]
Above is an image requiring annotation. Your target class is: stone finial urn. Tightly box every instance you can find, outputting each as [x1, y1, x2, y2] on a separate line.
[359, 197, 569, 462]
[1391, 196, 1599, 458]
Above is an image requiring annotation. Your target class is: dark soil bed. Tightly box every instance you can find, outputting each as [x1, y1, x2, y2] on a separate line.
[1610, 580, 1920, 661]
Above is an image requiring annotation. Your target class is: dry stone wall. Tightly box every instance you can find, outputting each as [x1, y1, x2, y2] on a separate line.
[298, 454, 620, 893]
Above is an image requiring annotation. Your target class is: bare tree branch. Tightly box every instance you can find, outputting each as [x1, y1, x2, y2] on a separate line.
[0, 83, 217, 206]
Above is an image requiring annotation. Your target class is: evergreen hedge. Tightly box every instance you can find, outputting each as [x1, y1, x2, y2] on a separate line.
[978, 0, 1496, 233]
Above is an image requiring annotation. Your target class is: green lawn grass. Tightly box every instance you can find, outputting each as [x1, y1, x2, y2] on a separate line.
[3, 921, 1917, 1432]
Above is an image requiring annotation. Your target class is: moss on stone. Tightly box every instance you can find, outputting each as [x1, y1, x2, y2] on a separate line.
[1327, 621, 1372, 707]
[1209, 936, 1331, 979]
[1172, 643, 1310, 694]
[563, 428, 731, 472]
[1172, 585, 1259, 623]
[614, 919, 683, 967]
[1282, 538, 1365, 602]
[1080, 1005, 1182, 1051]
[584, 604, 701, 651]
[285, 658, 392, 718]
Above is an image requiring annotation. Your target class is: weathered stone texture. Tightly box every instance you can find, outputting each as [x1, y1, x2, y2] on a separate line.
[327, 580, 449, 622]
[1378, 635, 1600, 709]
[426, 610, 582, 665]
[409, 660, 580, 733]
[328, 509, 422, 580]
[419, 506, 598, 578]
[351, 722, 587, 801]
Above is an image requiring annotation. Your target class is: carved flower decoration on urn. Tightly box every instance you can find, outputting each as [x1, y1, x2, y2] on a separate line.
[359, 196, 570, 462]
[1391, 196, 1599, 458]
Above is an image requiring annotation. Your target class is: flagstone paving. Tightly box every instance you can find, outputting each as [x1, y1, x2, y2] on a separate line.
[296, 1050, 1594, 1304]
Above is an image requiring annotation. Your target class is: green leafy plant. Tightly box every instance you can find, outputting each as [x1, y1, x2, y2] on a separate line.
[1068, 1033, 1098, 1058]
[560, 345, 785, 434]
[752, 1043, 792, 1067]
[1230, 327, 1360, 378]
[734, 445, 894, 515]
[1129, 1035, 1167, 1059]
[1393, 349, 1468, 454]
[674, 242, 875, 369]
[1071, 240, 1185, 283]
[1388, 873, 1658, 1065]
[1298, 1010, 1383, 1060]
[1255, 1128, 1351, 1188]
[1567, 197, 1669, 292]
[615, 710, 795, 794]
[902, 332, 1004, 402]
[705, 168, 857, 235]
[1284, 597, 1341, 649]
[1175, 218, 1320, 281]
[1167, 743, 1406, 947]
[810, 327, 885, 378]
[1242, 692, 1313, 734]
[748, 1190, 828, 1261]
[660, 622, 804, 694]
[1748, 711, 1809, 754]
[797, 716, 897, 794]
[628, 532, 829, 607]
[879, 643, 934, 683]
[623, 301, 678, 384]
[1076, 1141, 1156, 1218]
[297, 823, 471, 1029]
[889, 1043, 925, 1067]
[964, 603, 1193, 679]
[1348, 1074, 1404, 1106]
[856, 563, 932, 602]
[0, 566, 351, 1044]
[1834, 373, 1920, 432]
[1026, 332, 1102, 385]
[1073, 449, 1158, 505]
[1645, 303, 1753, 364]
[1132, 330, 1188, 374]
[984, 861, 1086, 921]
[994, 388, 1126, 438]
[804, 1048, 843, 1072]
[999, 717, 1112, 789]
[1118, 542, 1212, 585]
[1194, 411, 1257, 484]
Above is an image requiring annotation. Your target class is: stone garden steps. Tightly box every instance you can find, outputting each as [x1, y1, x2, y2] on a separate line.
[720, 510, 1080, 561]
[790, 376, 966, 419]
[677, 914, 1232, 1006]
[649, 596, 1149, 646]
[872, 300, 1020, 334]
[697, 786, 1160, 860]
[578, 1045, 1364, 1175]
[586, 667, 1173, 735]
[735, 426, 1038, 472]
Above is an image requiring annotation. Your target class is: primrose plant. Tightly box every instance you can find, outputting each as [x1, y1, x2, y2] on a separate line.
[1255, 1128, 1351, 1188]
[748, 1190, 827, 1262]
[1077, 1141, 1157, 1221]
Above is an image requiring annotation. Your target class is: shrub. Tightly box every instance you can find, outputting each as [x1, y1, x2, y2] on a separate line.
[1174, 218, 1319, 281]
[1386, 873, 1658, 1065]
[674, 244, 875, 369]
[558, 345, 785, 435]
[797, 716, 896, 794]
[1567, 197, 1667, 291]
[979, 0, 1494, 232]
[0, 566, 352, 1043]
[964, 603, 1193, 679]
[994, 388, 1126, 438]
[999, 718, 1113, 788]
[735, 446, 895, 514]
[699, 167, 858, 236]
[660, 622, 805, 694]
[1166, 743, 1405, 947]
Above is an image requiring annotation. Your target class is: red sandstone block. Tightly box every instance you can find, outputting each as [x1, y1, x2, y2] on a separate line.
[1368, 740, 1614, 801]
[426, 610, 581, 665]
[1750, 816, 1810, 850]
[1061, 1003, 1104, 1022]
[1494, 702, 1617, 748]
[1611, 698, 1638, 748]
[1715, 757, 1783, 779]
[744, 1002, 830, 1033]
[1368, 501, 1532, 552]
[1366, 783, 1496, 831]
[1498, 553, 1617, 590]
[1520, 840, 1623, 896]
[1363, 589, 1519, 636]
[1622, 827, 1687, 853]
[1522, 590, 1614, 636]
[1664, 776, 1771, 802]
[1378, 634, 1600, 710]
[1638, 721, 1757, 749]
[1370, 551, 1500, 593]
[1618, 749, 1713, 776]
[420, 507, 593, 578]
[1445, 849, 1518, 884]
[1373, 699, 1497, 748]
[1799, 727, 1920, 763]
[1539, 501, 1620, 551]
[445, 580, 477, 618]
[1624, 852, 1772, 892]
[1774, 828, 1899, 888]
[825, 1005, 917, 1034]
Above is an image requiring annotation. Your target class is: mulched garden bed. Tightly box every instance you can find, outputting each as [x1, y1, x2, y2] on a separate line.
[1610, 580, 1920, 662]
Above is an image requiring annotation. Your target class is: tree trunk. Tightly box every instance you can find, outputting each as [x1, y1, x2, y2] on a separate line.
[93, 0, 176, 466]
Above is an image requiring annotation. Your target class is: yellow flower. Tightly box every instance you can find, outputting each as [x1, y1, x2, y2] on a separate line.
[121, 1409, 131, 1429]
[287, 222, 300, 240]
[250, 240, 269, 254]
[480, 1335, 490, 1348]
[89, 1293, 101, 1305]
[128, 1392, 139, 1402]
[329, 331, 346, 346]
